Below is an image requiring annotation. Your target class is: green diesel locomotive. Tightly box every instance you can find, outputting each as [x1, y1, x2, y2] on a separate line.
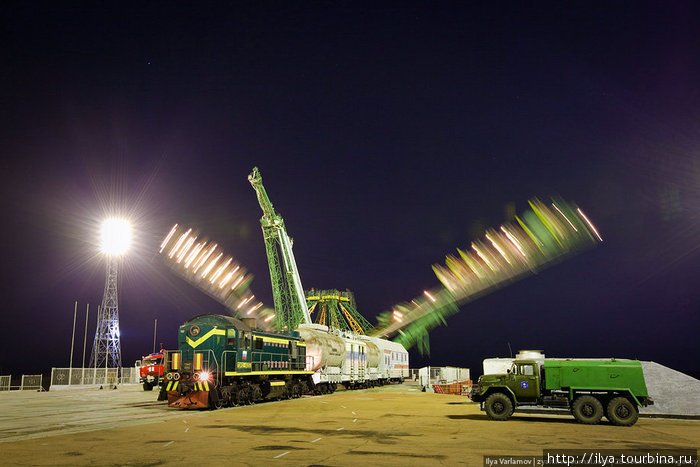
[158, 314, 317, 409]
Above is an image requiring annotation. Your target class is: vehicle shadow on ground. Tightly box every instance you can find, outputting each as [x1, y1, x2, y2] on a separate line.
[447, 414, 578, 424]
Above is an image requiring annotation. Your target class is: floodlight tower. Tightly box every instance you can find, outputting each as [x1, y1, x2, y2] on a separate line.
[89, 218, 130, 369]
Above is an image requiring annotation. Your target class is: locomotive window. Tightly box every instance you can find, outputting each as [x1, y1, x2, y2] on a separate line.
[255, 338, 263, 350]
[227, 338, 235, 346]
[521, 364, 534, 376]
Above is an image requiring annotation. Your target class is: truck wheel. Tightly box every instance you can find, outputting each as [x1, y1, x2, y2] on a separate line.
[572, 395, 603, 424]
[484, 393, 513, 421]
[143, 381, 153, 391]
[606, 397, 638, 426]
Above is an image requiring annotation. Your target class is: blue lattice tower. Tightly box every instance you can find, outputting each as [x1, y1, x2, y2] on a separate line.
[89, 256, 122, 368]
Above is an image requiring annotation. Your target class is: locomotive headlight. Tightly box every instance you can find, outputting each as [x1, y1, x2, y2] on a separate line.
[198, 371, 210, 382]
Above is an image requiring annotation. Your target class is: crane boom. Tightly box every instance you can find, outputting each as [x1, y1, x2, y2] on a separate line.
[248, 167, 311, 330]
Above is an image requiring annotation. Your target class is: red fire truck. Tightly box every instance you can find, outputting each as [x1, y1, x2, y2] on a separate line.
[139, 350, 165, 391]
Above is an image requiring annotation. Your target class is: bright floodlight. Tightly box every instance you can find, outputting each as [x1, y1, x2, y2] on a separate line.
[100, 218, 131, 255]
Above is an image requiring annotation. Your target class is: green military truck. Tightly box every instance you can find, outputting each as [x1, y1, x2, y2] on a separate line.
[470, 358, 653, 426]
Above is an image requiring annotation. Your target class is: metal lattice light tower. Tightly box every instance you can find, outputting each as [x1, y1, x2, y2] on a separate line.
[89, 218, 130, 369]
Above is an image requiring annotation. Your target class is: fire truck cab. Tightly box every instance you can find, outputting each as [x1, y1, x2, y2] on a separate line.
[140, 350, 166, 391]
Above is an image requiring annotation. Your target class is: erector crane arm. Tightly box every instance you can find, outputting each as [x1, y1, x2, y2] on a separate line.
[248, 167, 311, 328]
[248, 167, 277, 222]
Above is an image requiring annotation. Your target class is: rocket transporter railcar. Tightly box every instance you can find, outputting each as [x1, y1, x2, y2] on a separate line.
[158, 314, 409, 409]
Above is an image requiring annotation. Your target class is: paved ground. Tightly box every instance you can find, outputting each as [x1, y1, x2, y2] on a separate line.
[0, 385, 183, 443]
[1, 384, 699, 466]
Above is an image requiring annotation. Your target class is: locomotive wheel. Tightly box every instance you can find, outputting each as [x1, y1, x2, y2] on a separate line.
[300, 381, 309, 396]
[292, 383, 301, 398]
[250, 384, 262, 403]
[212, 396, 223, 410]
[572, 395, 604, 424]
[212, 388, 225, 410]
[329, 383, 336, 393]
[230, 386, 241, 406]
[221, 390, 232, 407]
[606, 397, 638, 426]
[237, 387, 251, 405]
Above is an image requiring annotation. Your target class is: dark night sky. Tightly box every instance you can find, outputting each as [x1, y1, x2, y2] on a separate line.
[1, 2, 699, 379]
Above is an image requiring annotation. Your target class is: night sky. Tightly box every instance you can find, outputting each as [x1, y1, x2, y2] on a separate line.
[2, 2, 699, 380]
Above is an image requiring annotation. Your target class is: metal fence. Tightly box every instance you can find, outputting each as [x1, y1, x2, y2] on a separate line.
[0, 375, 10, 391]
[50, 367, 139, 389]
[21, 374, 43, 390]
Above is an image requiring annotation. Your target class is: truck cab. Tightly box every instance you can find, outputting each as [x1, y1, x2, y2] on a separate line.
[471, 360, 542, 408]
[139, 350, 166, 391]
[509, 360, 540, 402]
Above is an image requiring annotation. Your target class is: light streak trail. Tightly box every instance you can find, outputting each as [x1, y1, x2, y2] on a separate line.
[577, 208, 603, 242]
[160, 224, 178, 253]
[552, 203, 577, 232]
